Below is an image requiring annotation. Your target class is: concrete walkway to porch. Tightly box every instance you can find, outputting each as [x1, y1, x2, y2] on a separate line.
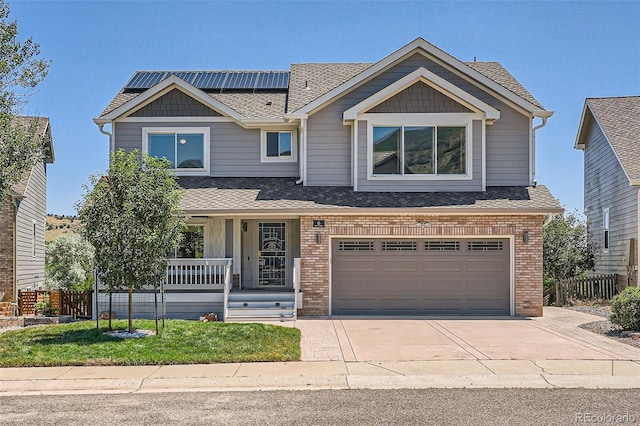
[1, 308, 639, 395]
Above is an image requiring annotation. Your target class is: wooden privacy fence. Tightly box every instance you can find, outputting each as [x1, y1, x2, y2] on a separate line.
[18, 290, 93, 319]
[555, 274, 620, 307]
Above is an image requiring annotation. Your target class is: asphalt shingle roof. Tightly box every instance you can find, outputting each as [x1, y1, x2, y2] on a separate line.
[177, 177, 561, 214]
[99, 61, 544, 119]
[586, 96, 640, 181]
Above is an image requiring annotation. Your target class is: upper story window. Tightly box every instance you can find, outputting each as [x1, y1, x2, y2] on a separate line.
[261, 130, 297, 163]
[366, 115, 473, 181]
[143, 127, 210, 175]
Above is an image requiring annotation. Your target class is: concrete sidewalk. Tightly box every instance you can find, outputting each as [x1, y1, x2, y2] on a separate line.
[1, 307, 639, 395]
[1, 359, 640, 395]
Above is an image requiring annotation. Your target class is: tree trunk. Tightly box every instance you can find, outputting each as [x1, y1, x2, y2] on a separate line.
[128, 286, 133, 333]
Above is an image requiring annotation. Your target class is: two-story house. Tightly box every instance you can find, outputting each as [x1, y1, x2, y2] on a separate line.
[575, 96, 640, 288]
[94, 38, 561, 320]
[0, 116, 54, 309]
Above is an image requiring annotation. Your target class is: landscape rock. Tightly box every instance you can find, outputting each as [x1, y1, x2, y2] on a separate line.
[199, 312, 218, 322]
[98, 310, 117, 320]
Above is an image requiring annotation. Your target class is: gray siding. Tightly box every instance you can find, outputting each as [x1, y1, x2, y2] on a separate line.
[583, 117, 639, 277]
[306, 53, 531, 188]
[367, 81, 472, 113]
[114, 121, 299, 177]
[131, 89, 221, 117]
[15, 160, 47, 290]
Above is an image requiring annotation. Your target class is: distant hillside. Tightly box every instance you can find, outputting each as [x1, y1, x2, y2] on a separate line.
[46, 214, 82, 242]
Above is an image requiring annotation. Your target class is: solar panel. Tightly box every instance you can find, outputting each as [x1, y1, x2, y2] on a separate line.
[224, 72, 258, 90]
[192, 72, 227, 90]
[124, 72, 167, 90]
[123, 70, 289, 91]
[256, 71, 289, 90]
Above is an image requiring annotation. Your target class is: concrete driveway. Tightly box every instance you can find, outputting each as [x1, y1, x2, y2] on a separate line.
[292, 307, 640, 362]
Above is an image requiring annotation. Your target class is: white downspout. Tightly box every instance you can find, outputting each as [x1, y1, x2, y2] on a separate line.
[97, 123, 114, 152]
[530, 113, 551, 185]
[296, 118, 306, 185]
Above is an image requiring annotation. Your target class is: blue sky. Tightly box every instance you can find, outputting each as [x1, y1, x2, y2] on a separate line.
[10, 0, 640, 215]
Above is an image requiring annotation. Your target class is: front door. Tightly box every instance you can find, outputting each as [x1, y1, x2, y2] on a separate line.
[258, 222, 287, 286]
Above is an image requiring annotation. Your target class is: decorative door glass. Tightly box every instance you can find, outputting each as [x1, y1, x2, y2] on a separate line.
[258, 222, 286, 286]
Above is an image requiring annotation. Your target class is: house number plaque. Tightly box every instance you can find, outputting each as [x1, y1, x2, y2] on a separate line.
[313, 219, 325, 228]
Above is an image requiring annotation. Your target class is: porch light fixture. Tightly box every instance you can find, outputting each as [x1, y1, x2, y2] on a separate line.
[179, 138, 187, 144]
[316, 232, 321, 244]
[523, 231, 529, 244]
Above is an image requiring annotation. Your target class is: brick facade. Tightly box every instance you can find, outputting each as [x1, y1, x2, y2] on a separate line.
[299, 214, 543, 317]
[0, 196, 15, 302]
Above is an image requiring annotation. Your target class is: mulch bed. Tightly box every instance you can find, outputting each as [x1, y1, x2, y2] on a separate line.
[565, 305, 640, 349]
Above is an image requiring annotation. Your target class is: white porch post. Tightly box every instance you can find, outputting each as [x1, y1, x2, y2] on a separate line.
[233, 218, 242, 287]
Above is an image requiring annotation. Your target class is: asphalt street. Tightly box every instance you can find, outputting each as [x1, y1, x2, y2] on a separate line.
[1, 389, 639, 425]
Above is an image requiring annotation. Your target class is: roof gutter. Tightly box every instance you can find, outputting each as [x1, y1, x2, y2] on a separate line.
[181, 207, 565, 217]
[530, 110, 554, 185]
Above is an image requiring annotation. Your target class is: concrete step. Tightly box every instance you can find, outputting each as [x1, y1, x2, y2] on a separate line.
[228, 301, 294, 309]
[228, 292, 294, 303]
[226, 307, 295, 318]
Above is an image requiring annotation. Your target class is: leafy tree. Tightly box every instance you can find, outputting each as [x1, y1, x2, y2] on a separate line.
[0, 0, 51, 201]
[78, 149, 184, 332]
[543, 211, 598, 284]
[45, 233, 95, 291]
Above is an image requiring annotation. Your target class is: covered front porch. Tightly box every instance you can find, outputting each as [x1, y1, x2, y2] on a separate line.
[163, 216, 303, 320]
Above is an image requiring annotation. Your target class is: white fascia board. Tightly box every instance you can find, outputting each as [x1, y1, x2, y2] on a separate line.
[98, 75, 244, 123]
[573, 101, 591, 150]
[342, 67, 501, 121]
[294, 37, 543, 116]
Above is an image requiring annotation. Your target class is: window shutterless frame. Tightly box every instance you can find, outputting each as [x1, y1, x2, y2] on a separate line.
[142, 127, 210, 176]
[365, 113, 476, 181]
[260, 129, 297, 163]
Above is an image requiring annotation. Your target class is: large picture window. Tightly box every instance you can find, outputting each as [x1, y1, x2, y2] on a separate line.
[143, 127, 209, 175]
[171, 226, 204, 258]
[261, 130, 297, 162]
[372, 125, 466, 176]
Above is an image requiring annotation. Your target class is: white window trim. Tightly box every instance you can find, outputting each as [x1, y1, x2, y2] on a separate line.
[603, 207, 610, 253]
[365, 113, 475, 181]
[260, 129, 298, 163]
[142, 127, 210, 176]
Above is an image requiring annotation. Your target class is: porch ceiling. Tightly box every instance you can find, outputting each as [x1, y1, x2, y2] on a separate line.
[176, 177, 562, 215]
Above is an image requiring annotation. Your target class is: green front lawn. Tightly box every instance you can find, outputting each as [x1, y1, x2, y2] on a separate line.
[0, 320, 301, 367]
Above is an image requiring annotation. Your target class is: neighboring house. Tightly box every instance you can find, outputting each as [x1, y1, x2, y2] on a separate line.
[575, 96, 640, 287]
[0, 117, 54, 304]
[94, 38, 561, 320]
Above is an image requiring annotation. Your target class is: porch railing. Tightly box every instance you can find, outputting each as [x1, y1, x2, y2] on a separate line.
[293, 257, 301, 320]
[164, 258, 232, 290]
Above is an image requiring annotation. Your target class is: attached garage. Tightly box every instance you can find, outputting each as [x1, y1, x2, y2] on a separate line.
[331, 238, 511, 315]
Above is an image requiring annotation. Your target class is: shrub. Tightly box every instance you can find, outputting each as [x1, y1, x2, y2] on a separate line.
[34, 294, 56, 316]
[610, 286, 640, 331]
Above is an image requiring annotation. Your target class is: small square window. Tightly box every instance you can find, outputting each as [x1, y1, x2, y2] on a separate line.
[261, 130, 297, 162]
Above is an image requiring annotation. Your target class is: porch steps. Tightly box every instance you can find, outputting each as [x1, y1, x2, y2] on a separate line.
[226, 292, 296, 321]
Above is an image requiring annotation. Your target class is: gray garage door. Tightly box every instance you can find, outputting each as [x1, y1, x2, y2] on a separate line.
[332, 238, 510, 315]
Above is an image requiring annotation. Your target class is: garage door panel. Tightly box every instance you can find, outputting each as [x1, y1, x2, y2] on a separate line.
[423, 259, 463, 272]
[332, 238, 510, 315]
[334, 259, 377, 273]
[379, 260, 420, 272]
